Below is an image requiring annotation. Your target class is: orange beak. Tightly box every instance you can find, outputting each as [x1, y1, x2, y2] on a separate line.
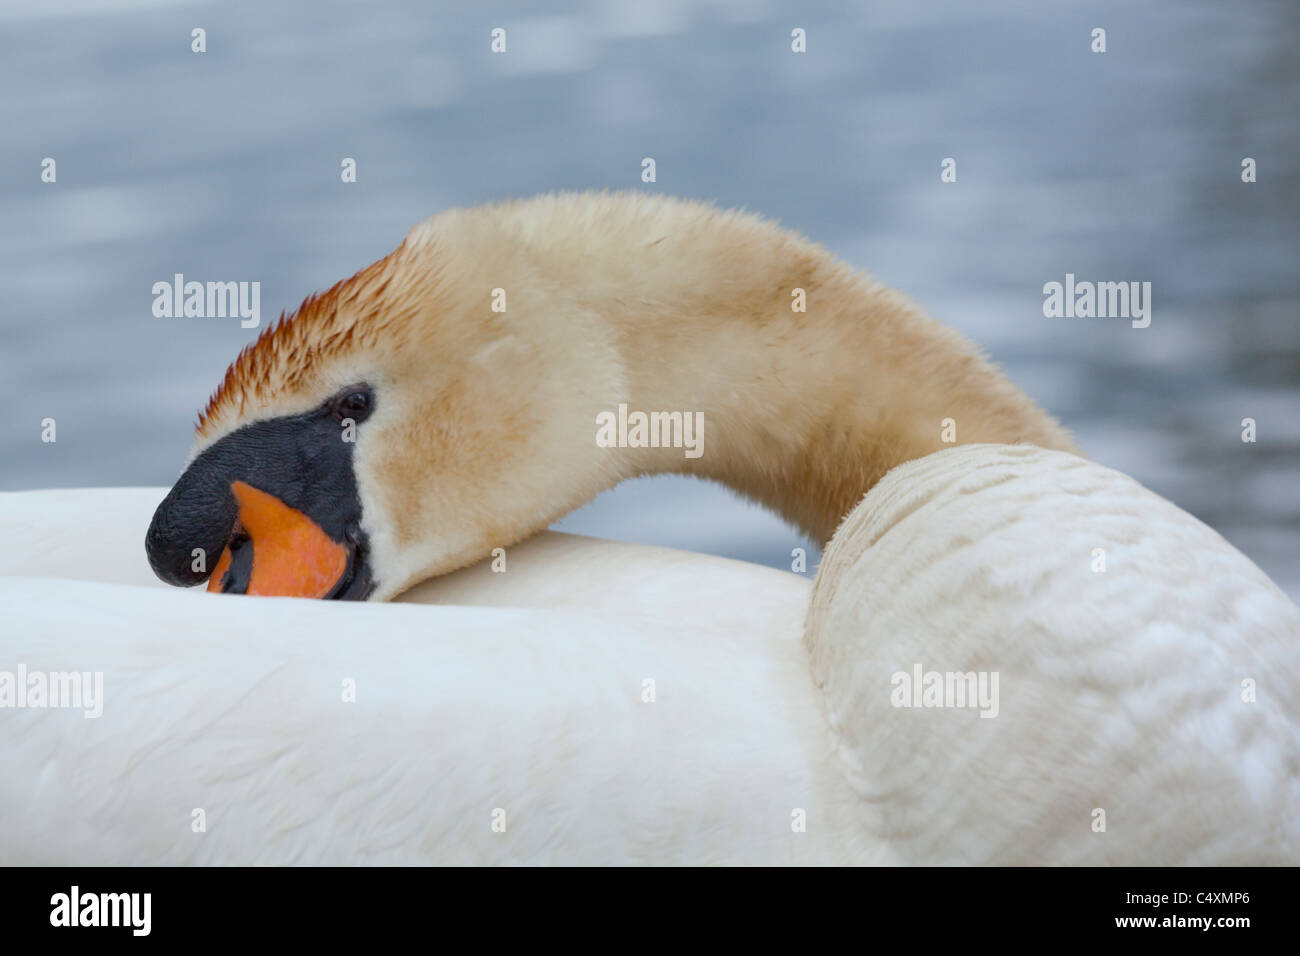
[207, 480, 350, 598]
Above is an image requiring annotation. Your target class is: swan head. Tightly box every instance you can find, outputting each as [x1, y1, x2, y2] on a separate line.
[145, 210, 626, 600]
[145, 192, 1080, 599]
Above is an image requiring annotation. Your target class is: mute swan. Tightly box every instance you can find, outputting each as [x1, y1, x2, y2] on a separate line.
[5, 192, 1296, 863]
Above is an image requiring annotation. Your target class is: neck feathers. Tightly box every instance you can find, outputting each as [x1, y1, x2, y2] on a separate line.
[519, 193, 1079, 543]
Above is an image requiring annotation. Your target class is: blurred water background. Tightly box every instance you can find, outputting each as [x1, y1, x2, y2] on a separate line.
[1, 0, 1296, 596]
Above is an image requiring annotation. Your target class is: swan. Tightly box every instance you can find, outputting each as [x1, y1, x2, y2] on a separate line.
[4, 192, 1296, 864]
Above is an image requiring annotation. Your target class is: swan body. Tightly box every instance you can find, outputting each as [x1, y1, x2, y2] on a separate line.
[5, 452, 1296, 864]
[5, 193, 1297, 863]
[3, 488, 866, 865]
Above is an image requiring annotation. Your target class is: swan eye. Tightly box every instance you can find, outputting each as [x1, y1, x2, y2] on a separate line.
[332, 386, 374, 422]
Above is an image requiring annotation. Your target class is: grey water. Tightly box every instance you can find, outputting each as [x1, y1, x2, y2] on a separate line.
[1, 0, 1296, 597]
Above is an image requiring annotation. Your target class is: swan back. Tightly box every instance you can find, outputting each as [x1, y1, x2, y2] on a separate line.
[806, 443, 1300, 864]
[1, 488, 873, 864]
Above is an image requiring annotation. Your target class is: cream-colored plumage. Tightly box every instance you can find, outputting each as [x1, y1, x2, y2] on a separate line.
[189, 192, 1079, 599]
[808, 444, 1300, 864]
[4, 193, 1297, 864]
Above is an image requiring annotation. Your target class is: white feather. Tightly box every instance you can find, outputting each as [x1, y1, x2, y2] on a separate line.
[3, 444, 1296, 864]
[808, 444, 1300, 864]
[1, 488, 869, 864]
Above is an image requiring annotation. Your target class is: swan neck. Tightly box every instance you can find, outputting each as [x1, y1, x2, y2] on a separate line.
[604, 236, 1078, 544]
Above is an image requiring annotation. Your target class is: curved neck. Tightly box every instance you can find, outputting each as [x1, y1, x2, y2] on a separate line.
[590, 229, 1078, 544]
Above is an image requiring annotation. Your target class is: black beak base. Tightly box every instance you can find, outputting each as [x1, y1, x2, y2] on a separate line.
[145, 394, 375, 599]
